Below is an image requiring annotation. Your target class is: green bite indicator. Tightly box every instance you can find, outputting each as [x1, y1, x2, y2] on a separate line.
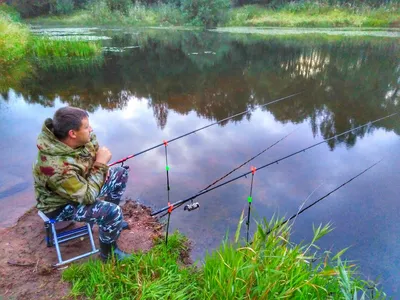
[247, 196, 252, 203]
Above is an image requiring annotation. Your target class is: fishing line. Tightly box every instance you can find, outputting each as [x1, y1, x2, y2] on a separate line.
[108, 91, 304, 166]
[151, 112, 397, 216]
[158, 129, 296, 218]
[265, 159, 382, 236]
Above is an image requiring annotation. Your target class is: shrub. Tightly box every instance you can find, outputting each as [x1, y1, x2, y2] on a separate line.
[106, 0, 132, 14]
[0, 3, 21, 21]
[51, 0, 75, 15]
[180, 0, 231, 27]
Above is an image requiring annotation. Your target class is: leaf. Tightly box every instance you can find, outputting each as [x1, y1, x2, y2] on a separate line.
[235, 209, 245, 243]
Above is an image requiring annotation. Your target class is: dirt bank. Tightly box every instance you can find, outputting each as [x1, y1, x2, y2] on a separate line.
[0, 200, 163, 300]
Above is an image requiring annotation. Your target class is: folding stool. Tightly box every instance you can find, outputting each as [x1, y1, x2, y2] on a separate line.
[38, 210, 99, 266]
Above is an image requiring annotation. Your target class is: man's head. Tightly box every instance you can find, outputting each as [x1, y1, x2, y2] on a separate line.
[52, 106, 92, 148]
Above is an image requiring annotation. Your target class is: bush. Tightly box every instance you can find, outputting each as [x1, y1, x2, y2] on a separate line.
[51, 0, 75, 14]
[0, 3, 21, 21]
[106, 0, 132, 14]
[181, 0, 231, 27]
[7, 0, 52, 17]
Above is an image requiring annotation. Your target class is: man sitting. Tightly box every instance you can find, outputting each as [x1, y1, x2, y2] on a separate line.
[33, 106, 130, 260]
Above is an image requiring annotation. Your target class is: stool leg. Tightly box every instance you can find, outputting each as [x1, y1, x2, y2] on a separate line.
[51, 222, 63, 265]
[45, 222, 52, 247]
[86, 223, 97, 252]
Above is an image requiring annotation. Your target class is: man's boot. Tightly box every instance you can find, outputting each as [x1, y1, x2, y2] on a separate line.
[121, 220, 130, 230]
[99, 241, 131, 261]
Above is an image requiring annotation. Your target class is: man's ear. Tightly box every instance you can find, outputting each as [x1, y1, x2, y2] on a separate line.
[68, 129, 77, 139]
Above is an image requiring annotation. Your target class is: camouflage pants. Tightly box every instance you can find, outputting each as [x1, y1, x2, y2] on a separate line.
[54, 166, 129, 244]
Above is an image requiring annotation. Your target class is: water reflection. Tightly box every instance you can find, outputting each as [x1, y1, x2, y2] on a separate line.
[0, 29, 400, 297]
[3, 29, 399, 147]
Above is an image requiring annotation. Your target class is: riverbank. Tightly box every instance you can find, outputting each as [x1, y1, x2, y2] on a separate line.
[0, 6, 102, 65]
[29, 2, 400, 28]
[0, 200, 164, 299]
[0, 199, 386, 298]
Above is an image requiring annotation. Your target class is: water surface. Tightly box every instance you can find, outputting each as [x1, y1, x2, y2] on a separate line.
[1, 27, 399, 297]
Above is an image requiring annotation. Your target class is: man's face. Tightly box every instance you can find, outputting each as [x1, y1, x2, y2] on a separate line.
[74, 117, 92, 146]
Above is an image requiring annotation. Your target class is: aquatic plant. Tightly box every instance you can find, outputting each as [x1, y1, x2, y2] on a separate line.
[30, 36, 102, 58]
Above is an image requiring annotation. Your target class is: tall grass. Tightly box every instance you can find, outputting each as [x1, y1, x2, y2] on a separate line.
[31, 1, 185, 27]
[30, 37, 101, 58]
[227, 2, 400, 27]
[0, 12, 29, 63]
[63, 232, 199, 299]
[63, 215, 385, 299]
[30, 1, 399, 28]
[0, 9, 102, 65]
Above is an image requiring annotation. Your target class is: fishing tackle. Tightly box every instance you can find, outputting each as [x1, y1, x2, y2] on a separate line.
[108, 91, 304, 167]
[163, 140, 172, 245]
[157, 130, 295, 219]
[246, 166, 256, 243]
[265, 159, 382, 236]
[184, 202, 200, 211]
[150, 112, 397, 217]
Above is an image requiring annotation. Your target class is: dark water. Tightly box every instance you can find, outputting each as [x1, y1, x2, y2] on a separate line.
[1, 27, 399, 297]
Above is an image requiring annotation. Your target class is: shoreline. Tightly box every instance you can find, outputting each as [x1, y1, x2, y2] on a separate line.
[0, 199, 165, 299]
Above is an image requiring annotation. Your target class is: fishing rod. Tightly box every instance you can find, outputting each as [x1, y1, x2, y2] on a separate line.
[151, 112, 397, 216]
[108, 91, 304, 166]
[265, 159, 382, 236]
[199, 129, 296, 194]
[158, 130, 297, 218]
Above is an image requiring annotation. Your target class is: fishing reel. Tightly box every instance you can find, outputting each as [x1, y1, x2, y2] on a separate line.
[184, 202, 200, 212]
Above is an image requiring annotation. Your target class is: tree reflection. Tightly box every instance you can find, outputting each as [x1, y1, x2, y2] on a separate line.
[1, 30, 399, 149]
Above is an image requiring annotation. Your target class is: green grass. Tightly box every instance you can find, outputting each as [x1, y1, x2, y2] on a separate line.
[227, 3, 400, 28]
[30, 36, 102, 58]
[63, 232, 199, 299]
[62, 214, 386, 299]
[0, 9, 102, 65]
[29, 1, 400, 28]
[0, 12, 30, 64]
[30, 2, 185, 27]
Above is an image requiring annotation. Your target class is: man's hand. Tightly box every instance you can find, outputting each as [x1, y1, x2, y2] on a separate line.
[96, 146, 112, 165]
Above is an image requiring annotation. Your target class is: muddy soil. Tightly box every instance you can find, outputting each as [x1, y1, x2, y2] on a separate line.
[0, 200, 163, 300]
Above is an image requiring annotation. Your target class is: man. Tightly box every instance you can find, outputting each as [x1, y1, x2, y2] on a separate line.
[33, 106, 130, 261]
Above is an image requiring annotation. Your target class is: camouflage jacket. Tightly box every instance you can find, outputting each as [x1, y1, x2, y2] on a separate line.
[33, 118, 109, 213]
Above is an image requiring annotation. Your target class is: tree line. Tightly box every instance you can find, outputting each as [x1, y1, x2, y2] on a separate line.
[3, 0, 396, 18]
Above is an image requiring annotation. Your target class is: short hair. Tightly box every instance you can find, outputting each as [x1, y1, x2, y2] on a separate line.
[52, 107, 89, 139]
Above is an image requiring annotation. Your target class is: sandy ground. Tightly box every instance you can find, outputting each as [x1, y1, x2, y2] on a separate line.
[0, 200, 163, 300]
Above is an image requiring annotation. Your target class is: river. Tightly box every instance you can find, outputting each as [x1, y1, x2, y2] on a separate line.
[0, 27, 399, 297]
